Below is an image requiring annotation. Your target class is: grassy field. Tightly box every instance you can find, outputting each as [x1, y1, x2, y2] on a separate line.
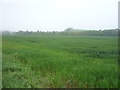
[2, 35, 118, 88]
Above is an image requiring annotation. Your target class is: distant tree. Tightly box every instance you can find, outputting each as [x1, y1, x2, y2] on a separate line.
[17, 30, 25, 34]
[37, 30, 39, 33]
[64, 27, 74, 32]
[53, 31, 55, 35]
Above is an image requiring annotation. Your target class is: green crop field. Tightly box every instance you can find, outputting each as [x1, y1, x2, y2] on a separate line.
[2, 35, 118, 88]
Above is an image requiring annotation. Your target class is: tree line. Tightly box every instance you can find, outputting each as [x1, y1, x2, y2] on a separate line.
[2, 28, 119, 36]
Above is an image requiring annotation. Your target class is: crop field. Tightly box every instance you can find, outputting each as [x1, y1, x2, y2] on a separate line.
[2, 35, 118, 88]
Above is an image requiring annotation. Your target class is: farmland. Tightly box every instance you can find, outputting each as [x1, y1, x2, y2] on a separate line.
[2, 35, 118, 88]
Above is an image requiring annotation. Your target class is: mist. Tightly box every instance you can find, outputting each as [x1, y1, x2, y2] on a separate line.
[1, 0, 119, 31]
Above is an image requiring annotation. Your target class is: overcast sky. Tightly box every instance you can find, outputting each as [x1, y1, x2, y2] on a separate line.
[1, 0, 119, 31]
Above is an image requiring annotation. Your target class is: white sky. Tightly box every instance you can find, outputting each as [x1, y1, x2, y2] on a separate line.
[1, 0, 119, 31]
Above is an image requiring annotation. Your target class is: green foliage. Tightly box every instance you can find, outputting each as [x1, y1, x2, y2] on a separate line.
[2, 35, 118, 88]
[3, 29, 118, 36]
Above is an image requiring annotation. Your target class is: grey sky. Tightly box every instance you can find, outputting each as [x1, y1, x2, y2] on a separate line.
[1, 0, 119, 31]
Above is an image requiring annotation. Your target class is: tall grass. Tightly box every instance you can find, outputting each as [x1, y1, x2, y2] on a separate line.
[2, 35, 118, 88]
